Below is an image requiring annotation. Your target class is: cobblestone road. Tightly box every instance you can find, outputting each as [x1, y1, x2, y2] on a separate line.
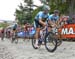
[0, 38, 75, 59]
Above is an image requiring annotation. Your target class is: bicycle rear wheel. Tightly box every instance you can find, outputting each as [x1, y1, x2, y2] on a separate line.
[11, 32, 17, 43]
[1, 33, 4, 41]
[45, 32, 57, 52]
[31, 35, 38, 49]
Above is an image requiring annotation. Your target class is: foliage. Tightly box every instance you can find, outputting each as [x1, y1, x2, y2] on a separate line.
[15, 0, 34, 24]
[40, 0, 75, 15]
[15, 0, 75, 24]
[0, 22, 8, 28]
[32, 6, 43, 21]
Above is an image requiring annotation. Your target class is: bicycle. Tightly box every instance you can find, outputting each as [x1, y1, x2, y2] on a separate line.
[1, 29, 5, 41]
[11, 30, 18, 43]
[31, 26, 58, 52]
[1, 31, 5, 41]
[48, 26, 62, 47]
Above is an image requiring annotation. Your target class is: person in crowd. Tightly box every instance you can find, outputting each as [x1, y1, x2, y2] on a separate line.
[71, 15, 75, 24]
[59, 15, 69, 25]
[67, 15, 75, 24]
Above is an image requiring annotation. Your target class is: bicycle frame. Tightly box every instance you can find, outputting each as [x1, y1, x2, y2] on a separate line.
[38, 26, 49, 43]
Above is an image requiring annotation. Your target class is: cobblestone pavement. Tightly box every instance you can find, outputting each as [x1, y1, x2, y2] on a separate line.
[0, 38, 75, 59]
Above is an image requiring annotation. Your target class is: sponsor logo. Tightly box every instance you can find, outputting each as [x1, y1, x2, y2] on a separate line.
[61, 27, 75, 34]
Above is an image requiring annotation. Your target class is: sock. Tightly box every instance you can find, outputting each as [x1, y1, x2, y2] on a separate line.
[35, 39, 38, 45]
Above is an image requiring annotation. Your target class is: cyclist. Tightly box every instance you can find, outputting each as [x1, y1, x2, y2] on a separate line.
[34, 5, 50, 48]
[13, 23, 18, 32]
[48, 10, 60, 28]
[12, 23, 18, 41]
[1, 28, 5, 40]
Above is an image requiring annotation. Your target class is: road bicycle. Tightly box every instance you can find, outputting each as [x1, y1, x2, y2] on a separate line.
[31, 26, 58, 52]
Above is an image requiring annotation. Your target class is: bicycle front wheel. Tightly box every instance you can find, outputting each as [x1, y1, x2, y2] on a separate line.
[45, 32, 57, 52]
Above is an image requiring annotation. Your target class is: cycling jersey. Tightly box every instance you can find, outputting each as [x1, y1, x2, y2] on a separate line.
[34, 11, 49, 28]
[13, 24, 17, 30]
[48, 14, 59, 23]
[35, 11, 49, 22]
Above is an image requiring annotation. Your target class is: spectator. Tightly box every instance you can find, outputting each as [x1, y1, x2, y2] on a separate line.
[64, 15, 75, 24]
[70, 15, 75, 24]
[59, 15, 69, 25]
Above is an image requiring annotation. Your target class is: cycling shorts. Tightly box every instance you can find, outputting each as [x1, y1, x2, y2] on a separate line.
[34, 19, 43, 28]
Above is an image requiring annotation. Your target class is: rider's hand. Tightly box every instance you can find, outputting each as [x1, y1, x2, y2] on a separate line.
[55, 24, 57, 27]
[39, 20, 47, 26]
[43, 23, 47, 26]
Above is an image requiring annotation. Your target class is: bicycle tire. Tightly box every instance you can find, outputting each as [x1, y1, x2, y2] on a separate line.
[1, 34, 4, 41]
[45, 32, 57, 52]
[31, 35, 39, 49]
[11, 32, 16, 43]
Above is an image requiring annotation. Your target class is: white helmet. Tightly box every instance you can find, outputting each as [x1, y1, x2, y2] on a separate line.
[43, 5, 50, 11]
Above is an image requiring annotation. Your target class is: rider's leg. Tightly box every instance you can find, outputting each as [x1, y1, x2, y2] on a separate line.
[35, 28, 40, 47]
[48, 26, 52, 32]
[34, 20, 41, 48]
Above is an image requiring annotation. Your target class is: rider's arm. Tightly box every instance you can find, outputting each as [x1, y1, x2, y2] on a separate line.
[55, 16, 60, 26]
[56, 19, 59, 25]
[48, 15, 56, 27]
[48, 20, 54, 25]
[38, 12, 47, 26]
[48, 15, 53, 25]
[39, 19, 46, 26]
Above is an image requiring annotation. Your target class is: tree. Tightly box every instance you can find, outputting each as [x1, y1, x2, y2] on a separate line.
[32, 6, 43, 21]
[15, 0, 75, 24]
[66, 0, 75, 16]
[40, 0, 75, 16]
[15, 0, 34, 24]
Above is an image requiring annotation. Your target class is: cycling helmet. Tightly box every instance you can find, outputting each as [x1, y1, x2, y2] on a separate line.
[43, 5, 50, 11]
[54, 10, 59, 13]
